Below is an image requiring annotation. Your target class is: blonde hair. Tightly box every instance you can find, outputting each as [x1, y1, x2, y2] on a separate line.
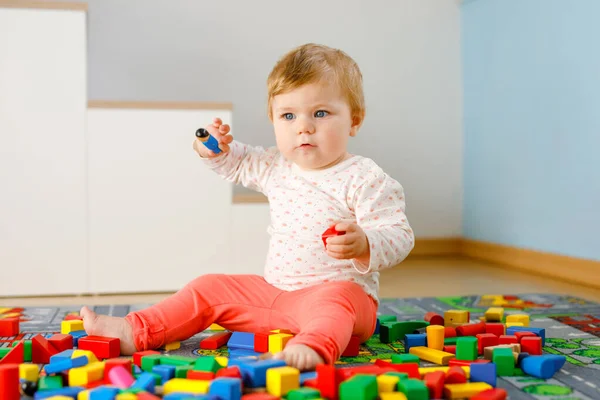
[267, 43, 365, 122]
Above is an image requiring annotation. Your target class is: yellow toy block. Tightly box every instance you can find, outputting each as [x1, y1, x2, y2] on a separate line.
[72, 349, 99, 363]
[209, 323, 225, 331]
[419, 366, 470, 379]
[0, 307, 11, 314]
[409, 346, 455, 365]
[506, 314, 530, 326]
[484, 307, 504, 322]
[2, 312, 20, 318]
[506, 322, 524, 328]
[116, 394, 138, 400]
[426, 325, 445, 350]
[61, 320, 84, 334]
[165, 341, 181, 351]
[266, 366, 300, 397]
[444, 382, 493, 399]
[45, 396, 74, 400]
[380, 393, 408, 400]
[269, 333, 293, 353]
[444, 310, 469, 327]
[77, 391, 90, 400]
[163, 378, 211, 395]
[376, 374, 400, 393]
[68, 362, 104, 386]
[19, 364, 39, 381]
[215, 356, 228, 367]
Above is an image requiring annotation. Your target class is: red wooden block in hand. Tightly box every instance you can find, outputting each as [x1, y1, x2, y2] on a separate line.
[0, 342, 24, 365]
[48, 334, 74, 352]
[104, 358, 132, 383]
[424, 312, 444, 326]
[253, 332, 270, 353]
[78, 335, 120, 359]
[133, 350, 160, 368]
[470, 388, 508, 400]
[520, 337, 542, 355]
[477, 333, 499, 355]
[445, 365, 467, 384]
[200, 332, 232, 350]
[515, 332, 537, 343]
[499, 335, 518, 345]
[32, 334, 58, 364]
[341, 335, 360, 357]
[322, 225, 345, 247]
[423, 371, 445, 399]
[0, 364, 20, 400]
[0, 318, 19, 337]
[485, 323, 505, 337]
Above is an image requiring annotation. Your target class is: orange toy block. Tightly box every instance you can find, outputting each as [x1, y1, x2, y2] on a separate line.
[78, 335, 120, 359]
[0, 341, 24, 365]
[0, 318, 19, 337]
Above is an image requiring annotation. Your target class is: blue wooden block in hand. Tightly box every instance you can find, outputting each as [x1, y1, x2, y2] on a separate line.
[470, 362, 496, 387]
[520, 355, 566, 379]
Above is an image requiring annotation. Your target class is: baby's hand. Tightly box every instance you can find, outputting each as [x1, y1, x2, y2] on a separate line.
[193, 117, 234, 158]
[325, 222, 370, 264]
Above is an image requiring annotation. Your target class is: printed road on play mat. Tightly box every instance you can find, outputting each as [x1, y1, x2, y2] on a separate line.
[2, 293, 600, 399]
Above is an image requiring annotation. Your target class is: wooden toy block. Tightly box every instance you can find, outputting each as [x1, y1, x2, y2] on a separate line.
[174, 364, 193, 378]
[44, 355, 88, 374]
[443, 382, 493, 399]
[116, 394, 138, 400]
[163, 378, 211, 395]
[455, 337, 477, 361]
[476, 333, 499, 355]
[470, 388, 508, 400]
[271, 328, 294, 334]
[48, 334, 74, 352]
[72, 349, 99, 363]
[108, 365, 135, 388]
[444, 326, 457, 338]
[77, 335, 120, 359]
[266, 366, 300, 397]
[456, 321, 486, 337]
[70, 330, 88, 347]
[520, 354, 565, 379]
[520, 337, 542, 355]
[341, 335, 361, 357]
[19, 363, 39, 382]
[483, 344, 520, 361]
[0, 317, 19, 337]
[506, 314, 530, 326]
[61, 319, 84, 334]
[253, 332, 270, 353]
[419, 366, 470, 379]
[0, 364, 20, 400]
[188, 370, 215, 380]
[507, 326, 545, 345]
[228, 331, 256, 350]
[194, 355, 223, 373]
[11, 339, 32, 362]
[444, 365, 467, 384]
[322, 225, 345, 247]
[39, 374, 64, 389]
[87, 387, 119, 398]
[514, 331, 537, 343]
[381, 321, 429, 343]
[376, 374, 400, 393]
[164, 341, 181, 351]
[153, 364, 176, 383]
[409, 346, 455, 365]
[484, 307, 504, 322]
[0, 341, 23, 365]
[104, 358, 132, 383]
[506, 322, 524, 328]
[397, 378, 428, 400]
[484, 323, 505, 337]
[269, 332, 293, 353]
[423, 312, 444, 326]
[444, 310, 469, 327]
[209, 377, 243, 400]
[241, 394, 280, 400]
[423, 371, 444, 399]
[68, 361, 105, 386]
[133, 350, 161, 367]
[373, 360, 420, 378]
[216, 366, 243, 380]
[426, 325, 445, 350]
[448, 359, 490, 367]
[316, 363, 345, 400]
[492, 348, 515, 376]
[232, 358, 287, 388]
[498, 335, 518, 344]
[470, 362, 496, 387]
[339, 374, 378, 400]
[209, 323, 226, 331]
[380, 393, 407, 400]
[286, 387, 321, 400]
[215, 356, 229, 367]
[443, 344, 457, 354]
[130, 372, 157, 393]
[391, 354, 419, 364]
[32, 333, 59, 364]
[403, 334, 426, 353]
[160, 355, 196, 367]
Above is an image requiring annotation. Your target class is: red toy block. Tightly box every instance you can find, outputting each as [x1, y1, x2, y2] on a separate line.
[303, 378, 318, 388]
[78, 335, 120, 359]
[322, 225, 345, 247]
[0, 341, 24, 365]
[341, 335, 360, 357]
[200, 332, 232, 350]
[515, 331, 537, 343]
[456, 321, 486, 337]
[32, 334, 58, 364]
[423, 371, 445, 399]
[317, 364, 344, 400]
[188, 370, 215, 380]
[104, 358, 132, 383]
[373, 360, 420, 378]
[64, 314, 83, 321]
[133, 350, 160, 367]
[485, 323, 505, 337]
[448, 359, 490, 367]
[0, 318, 19, 337]
[521, 337, 542, 355]
[443, 345, 456, 354]
[253, 332, 270, 353]
[340, 364, 387, 380]
[48, 334, 74, 352]
[445, 365, 467, 384]
[242, 394, 279, 400]
[444, 326, 457, 338]
[216, 366, 243, 380]
[424, 312, 444, 326]
[499, 335, 518, 345]
[0, 364, 20, 400]
[470, 388, 508, 400]
[477, 333, 499, 355]
[137, 393, 162, 400]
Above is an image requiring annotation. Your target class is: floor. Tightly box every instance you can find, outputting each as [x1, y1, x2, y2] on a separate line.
[2, 256, 599, 307]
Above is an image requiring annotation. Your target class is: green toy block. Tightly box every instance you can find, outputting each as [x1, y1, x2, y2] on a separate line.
[12, 340, 32, 362]
[38, 375, 63, 390]
[193, 356, 223, 373]
[378, 315, 398, 324]
[383, 372, 409, 381]
[339, 374, 378, 400]
[141, 354, 162, 372]
[287, 387, 322, 400]
[456, 337, 478, 361]
[380, 321, 430, 343]
[513, 367, 525, 376]
[0, 348, 10, 358]
[175, 364, 194, 378]
[160, 355, 196, 367]
[150, 372, 162, 385]
[493, 348, 515, 376]
[391, 354, 420, 365]
[397, 378, 428, 400]
[443, 337, 458, 345]
[119, 388, 144, 394]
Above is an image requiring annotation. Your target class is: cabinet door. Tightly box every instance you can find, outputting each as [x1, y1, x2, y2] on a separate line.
[0, 7, 87, 296]
[87, 107, 233, 293]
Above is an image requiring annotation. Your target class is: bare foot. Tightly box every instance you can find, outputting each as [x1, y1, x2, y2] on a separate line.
[79, 306, 137, 355]
[271, 344, 325, 371]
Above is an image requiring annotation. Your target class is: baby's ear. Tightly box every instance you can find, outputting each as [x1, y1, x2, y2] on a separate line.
[350, 112, 364, 137]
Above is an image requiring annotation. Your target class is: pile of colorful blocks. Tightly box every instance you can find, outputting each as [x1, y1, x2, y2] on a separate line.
[0, 306, 565, 399]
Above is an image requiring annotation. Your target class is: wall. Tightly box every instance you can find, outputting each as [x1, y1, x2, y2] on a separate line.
[462, 0, 600, 260]
[78, 0, 463, 238]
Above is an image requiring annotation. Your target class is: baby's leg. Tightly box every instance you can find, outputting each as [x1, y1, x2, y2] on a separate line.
[81, 274, 281, 355]
[271, 281, 377, 370]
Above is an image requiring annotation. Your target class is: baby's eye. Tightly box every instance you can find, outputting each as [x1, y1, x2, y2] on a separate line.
[315, 110, 329, 118]
[282, 113, 295, 120]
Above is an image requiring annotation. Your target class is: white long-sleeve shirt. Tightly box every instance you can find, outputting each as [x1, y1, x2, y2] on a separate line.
[203, 141, 415, 303]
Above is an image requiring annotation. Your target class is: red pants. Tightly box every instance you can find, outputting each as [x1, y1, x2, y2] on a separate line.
[125, 274, 378, 364]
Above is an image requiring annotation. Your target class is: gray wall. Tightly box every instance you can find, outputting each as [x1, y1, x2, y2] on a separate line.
[81, 0, 463, 236]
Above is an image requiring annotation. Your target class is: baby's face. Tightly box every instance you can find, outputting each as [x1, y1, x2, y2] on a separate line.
[271, 82, 359, 170]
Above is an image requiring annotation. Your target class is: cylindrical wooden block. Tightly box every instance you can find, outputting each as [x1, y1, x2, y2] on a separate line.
[426, 325, 445, 350]
[108, 365, 135, 389]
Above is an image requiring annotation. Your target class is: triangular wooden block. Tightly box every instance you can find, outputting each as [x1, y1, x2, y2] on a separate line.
[0, 341, 24, 364]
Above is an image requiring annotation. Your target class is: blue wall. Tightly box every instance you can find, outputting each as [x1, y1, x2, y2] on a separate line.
[462, 0, 600, 261]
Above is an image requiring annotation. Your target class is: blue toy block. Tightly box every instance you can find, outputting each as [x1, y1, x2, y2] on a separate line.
[506, 326, 546, 346]
[227, 331, 255, 350]
[300, 371, 317, 385]
[34, 387, 84, 399]
[230, 358, 287, 388]
[374, 319, 380, 335]
[164, 395, 217, 400]
[49, 349, 74, 363]
[131, 372, 156, 393]
[44, 355, 87, 374]
[209, 377, 243, 400]
[89, 387, 121, 400]
[133, 364, 143, 374]
[521, 355, 566, 379]
[470, 363, 496, 387]
[228, 348, 264, 359]
[518, 352, 530, 366]
[153, 364, 176, 384]
[403, 333, 427, 353]
[70, 330, 88, 347]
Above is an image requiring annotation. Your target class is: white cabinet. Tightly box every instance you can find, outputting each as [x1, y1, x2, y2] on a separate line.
[0, 6, 87, 296]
